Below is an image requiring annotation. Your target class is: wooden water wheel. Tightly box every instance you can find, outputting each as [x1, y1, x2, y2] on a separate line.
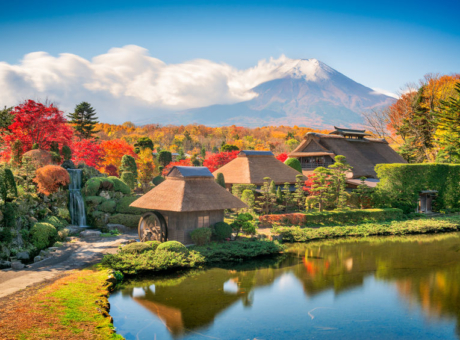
[138, 211, 168, 242]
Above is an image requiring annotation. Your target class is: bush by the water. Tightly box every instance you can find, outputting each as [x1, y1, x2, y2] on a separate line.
[145, 240, 161, 250]
[157, 241, 189, 254]
[30, 222, 57, 250]
[102, 238, 284, 275]
[213, 222, 232, 241]
[190, 227, 212, 245]
[274, 215, 460, 243]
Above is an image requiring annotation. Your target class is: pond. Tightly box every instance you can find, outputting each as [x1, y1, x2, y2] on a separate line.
[110, 233, 460, 340]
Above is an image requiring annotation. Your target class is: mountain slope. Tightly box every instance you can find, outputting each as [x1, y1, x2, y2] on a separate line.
[155, 59, 396, 128]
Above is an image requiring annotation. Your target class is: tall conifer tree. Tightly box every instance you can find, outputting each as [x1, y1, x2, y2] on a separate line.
[68, 102, 100, 139]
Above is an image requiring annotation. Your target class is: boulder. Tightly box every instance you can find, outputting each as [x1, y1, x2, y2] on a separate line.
[64, 226, 82, 235]
[11, 262, 25, 270]
[107, 224, 127, 233]
[16, 251, 30, 261]
[80, 230, 102, 238]
[39, 250, 50, 258]
[99, 191, 111, 200]
[0, 261, 11, 269]
[34, 256, 42, 263]
[48, 247, 59, 252]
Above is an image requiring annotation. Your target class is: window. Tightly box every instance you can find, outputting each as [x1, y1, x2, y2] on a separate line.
[198, 215, 210, 228]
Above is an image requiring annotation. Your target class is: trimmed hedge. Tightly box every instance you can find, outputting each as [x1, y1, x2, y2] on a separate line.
[30, 222, 57, 251]
[99, 200, 116, 213]
[259, 208, 403, 227]
[212, 222, 233, 241]
[284, 158, 302, 173]
[190, 227, 212, 245]
[82, 176, 131, 196]
[157, 241, 189, 254]
[274, 215, 460, 243]
[376, 163, 460, 214]
[85, 196, 107, 206]
[121, 242, 152, 254]
[108, 214, 141, 228]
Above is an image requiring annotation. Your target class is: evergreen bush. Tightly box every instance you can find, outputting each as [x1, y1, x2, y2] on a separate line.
[284, 158, 302, 173]
[121, 242, 152, 254]
[30, 222, 57, 251]
[157, 241, 189, 254]
[120, 171, 136, 190]
[108, 214, 141, 228]
[145, 240, 161, 251]
[212, 221, 232, 241]
[190, 227, 212, 245]
[216, 173, 226, 188]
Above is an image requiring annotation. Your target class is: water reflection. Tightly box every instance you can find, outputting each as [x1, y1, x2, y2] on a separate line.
[111, 233, 460, 339]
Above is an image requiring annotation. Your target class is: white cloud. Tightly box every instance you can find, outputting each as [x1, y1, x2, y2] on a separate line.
[0, 46, 302, 123]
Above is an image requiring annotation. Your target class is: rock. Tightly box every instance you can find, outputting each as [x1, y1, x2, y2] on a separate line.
[16, 251, 30, 260]
[48, 247, 59, 252]
[80, 230, 102, 238]
[39, 250, 50, 257]
[99, 191, 111, 200]
[0, 261, 11, 269]
[11, 261, 25, 270]
[64, 226, 82, 235]
[107, 224, 127, 233]
[34, 256, 42, 263]
[106, 274, 118, 286]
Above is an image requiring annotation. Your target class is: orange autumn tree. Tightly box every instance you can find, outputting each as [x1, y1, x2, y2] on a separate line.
[34, 165, 70, 195]
[136, 148, 156, 192]
[99, 139, 137, 173]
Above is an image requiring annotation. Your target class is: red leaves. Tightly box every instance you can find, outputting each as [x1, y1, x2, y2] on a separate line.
[71, 138, 102, 168]
[34, 165, 70, 196]
[100, 139, 137, 172]
[162, 159, 191, 176]
[203, 150, 239, 173]
[276, 152, 288, 163]
[4, 100, 73, 153]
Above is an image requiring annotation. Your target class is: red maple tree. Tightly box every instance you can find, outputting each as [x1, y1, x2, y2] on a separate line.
[3, 100, 73, 154]
[276, 152, 288, 163]
[203, 150, 239, 173]
[71, 138, 102, 168]
[162, 159, 192, 176]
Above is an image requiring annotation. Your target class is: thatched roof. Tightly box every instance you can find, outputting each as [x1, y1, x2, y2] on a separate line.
[212, 150, 306, 185]
[290, 131, 406, 178]
[130, 166, 246, 212]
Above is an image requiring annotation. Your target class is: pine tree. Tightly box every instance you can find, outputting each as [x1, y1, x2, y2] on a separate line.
[282, 182, 294, 211]
[241, 189, 255, 211]
[293, 174, 306, 211]
[257, 177, 277, 214]
[216, 173, 226, 188]
[68, 102, 100, 139]
[328, 155, 352, 209]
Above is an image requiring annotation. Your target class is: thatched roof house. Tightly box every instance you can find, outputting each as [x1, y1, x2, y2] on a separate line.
[213, 150, 306, 187]
[289, 127, 406, 179]
[130, 166, 246, 244]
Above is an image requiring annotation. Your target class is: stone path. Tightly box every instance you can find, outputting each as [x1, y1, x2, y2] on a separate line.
[0, 232, 138, 299]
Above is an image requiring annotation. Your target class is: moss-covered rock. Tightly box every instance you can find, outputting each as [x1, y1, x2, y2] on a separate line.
[108, 214, 141, 228]
[85, 196, 107, 207]
[115, 196, 149, 214]
[42, 216, 67, 230]
[107, 177, 131, 194]
[99, 200, 116, 213]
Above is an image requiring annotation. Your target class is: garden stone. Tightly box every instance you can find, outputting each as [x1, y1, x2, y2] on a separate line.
[99, 191, 111, 200]
[107, 224, 127, 233]
[34, 256, 42, 263]
[11, 261, 25, 270]
[64, 226, 82, 235]
[16, 251, 30, 260]
[80, 230, 102, 238]
[0, 261, 11, 269]
[39, 250, 50, 258]
[48, 247, 59, 252]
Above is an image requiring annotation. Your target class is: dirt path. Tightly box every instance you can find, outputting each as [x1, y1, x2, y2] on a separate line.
[0, 232, 138, 300]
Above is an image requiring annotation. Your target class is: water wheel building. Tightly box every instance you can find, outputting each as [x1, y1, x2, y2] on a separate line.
[129, 166, 246, 244]
[289, 127, 406, 186]
[212, 150, 307, 189]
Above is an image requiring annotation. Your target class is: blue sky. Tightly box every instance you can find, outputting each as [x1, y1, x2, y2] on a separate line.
[0, 0, 459, 123]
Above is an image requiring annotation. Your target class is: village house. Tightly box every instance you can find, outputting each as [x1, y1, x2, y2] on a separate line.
[130, 166, 246, 244]
[212, 150, 307, 191]
[289, 127, 406, 188]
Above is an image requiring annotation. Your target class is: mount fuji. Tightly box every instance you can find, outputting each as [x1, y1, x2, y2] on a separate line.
[148, 59, 396, 128]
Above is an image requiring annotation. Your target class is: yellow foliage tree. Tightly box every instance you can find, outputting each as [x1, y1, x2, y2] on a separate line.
[136, 148, 156, 193]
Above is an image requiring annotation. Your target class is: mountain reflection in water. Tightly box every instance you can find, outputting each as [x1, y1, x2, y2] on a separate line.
[110, 233, 460, 340]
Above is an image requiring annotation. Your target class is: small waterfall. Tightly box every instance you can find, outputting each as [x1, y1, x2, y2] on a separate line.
[68, 169, 87, 227]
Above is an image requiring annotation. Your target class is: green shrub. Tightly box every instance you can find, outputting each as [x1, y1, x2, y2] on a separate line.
[56, 208, 71, 222]
[53, 241, 63, 247]
[215, 173, 226, 188]
[212, 221, 232, 241]
[30, 222, 57, 251]
[145, 240, 161, 251]
[42, 216, 67, 230]
[61, 145, 72, 161]
[107, 176, 131, 194]
[375, 163, 460, 213]
[157, 241, 189, 254]
[82, 177, 105, 196]
[120, 172, 136, 191]
[273, 215, 460, 243]
[190, 227, 212, 245]
[108, 214, 141, 228]
[99, 200, 116, 213]
[121, 242, 152, 254]
[284, 158, 302, 173]
[115, 196, 149, 214]
[152, 176, 165, 186]
[231, 213, 257, 236]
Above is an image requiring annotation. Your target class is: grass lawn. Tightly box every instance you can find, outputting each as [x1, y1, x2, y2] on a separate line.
[0, 267, 122, 340]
